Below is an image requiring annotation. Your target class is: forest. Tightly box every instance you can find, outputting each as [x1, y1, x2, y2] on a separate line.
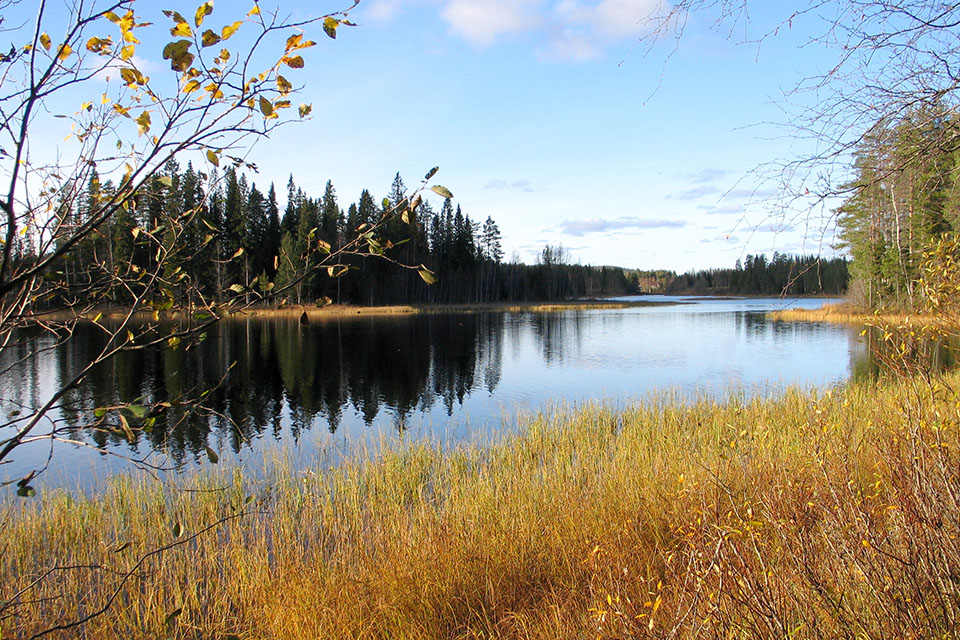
[662, 254, 850, 296]
[837, 104, 960, 309]
[47, 160, 851, 307]
[47, 163, 644, 307]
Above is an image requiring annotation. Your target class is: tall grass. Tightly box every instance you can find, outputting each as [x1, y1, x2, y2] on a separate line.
[3, 373, 960, 638]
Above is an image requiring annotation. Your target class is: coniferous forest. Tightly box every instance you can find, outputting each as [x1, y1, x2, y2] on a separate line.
[48, 160, 851, 308]
[837, 105, 960, 309]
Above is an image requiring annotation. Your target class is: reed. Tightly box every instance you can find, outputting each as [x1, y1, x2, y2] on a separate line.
[769, 302, 959, 328]
[3, 373, 959, 639]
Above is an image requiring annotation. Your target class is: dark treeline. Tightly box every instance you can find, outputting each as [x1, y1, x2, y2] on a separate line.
[661, 253, 849, 295]
[50, 164, 639, 307]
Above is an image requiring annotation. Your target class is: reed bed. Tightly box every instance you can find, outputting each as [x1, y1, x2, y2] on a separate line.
[769, 302, 958, 328]
[3, 373, 960, 639]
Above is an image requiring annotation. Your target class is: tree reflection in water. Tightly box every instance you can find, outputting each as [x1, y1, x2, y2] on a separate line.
[38, 314, 511, 465]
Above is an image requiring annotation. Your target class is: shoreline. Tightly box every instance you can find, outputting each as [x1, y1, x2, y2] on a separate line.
[768, 303, 956, 327]
[34, 298, 677, 323]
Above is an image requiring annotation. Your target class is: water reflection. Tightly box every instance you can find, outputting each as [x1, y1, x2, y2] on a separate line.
[0, 298, 866, 483]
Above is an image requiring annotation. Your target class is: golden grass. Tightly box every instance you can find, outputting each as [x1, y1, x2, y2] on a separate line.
[32, 300, 668, 324]
[769, 302, 960, 328]
[4, 373, 960, 638]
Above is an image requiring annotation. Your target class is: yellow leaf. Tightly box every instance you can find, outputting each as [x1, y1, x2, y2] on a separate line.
[195, 1, 214, 27]
[285, 33, 302, 52]
[57, 44, 72, 61]
[136, 111, 151, 136]
[81, 101, 93, 111]
[171, 22, 192, 37]
[104, 11, 121, 24]
[283, 55, 304, 69]
[206, 149, 220, 167]
[123, 30, 140, 44]
[298, 103, 312, 118]
[182, 79, 201, 93]
[276, 75, 292, 95]
[39, 33, 51, 51]
[221, 21, 242, 41]
[219, 47, 231, 61]
[119, 67, 142, 85]
[248, 4, 261, 16]
[120, 44, 135, 61]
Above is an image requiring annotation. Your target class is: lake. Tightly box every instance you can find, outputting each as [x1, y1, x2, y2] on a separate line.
[0, 296, 863, 488]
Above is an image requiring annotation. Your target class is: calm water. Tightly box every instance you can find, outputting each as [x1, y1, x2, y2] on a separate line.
[1, 296, 863, 488]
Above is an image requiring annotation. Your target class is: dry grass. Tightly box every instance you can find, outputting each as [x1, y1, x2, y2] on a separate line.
[3, 372, 960, 639]
[769, 303, 960, 328]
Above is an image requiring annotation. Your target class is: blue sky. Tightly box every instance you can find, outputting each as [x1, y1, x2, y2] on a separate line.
[25, 1, 846, 272]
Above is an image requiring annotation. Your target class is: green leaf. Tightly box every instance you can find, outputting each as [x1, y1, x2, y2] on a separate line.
[298, 103, 313, 118]
[229, 283, 246, 293]
[162, 39, 194, 72]
[17, 485, 36, 498]
[165, 607, 183, 628]
[430, 185, 454, 199]
[259, 95, 274, 117]
[201, 29, 222, 47]
[158, 175, 174, 188]
[126, 404, 148, 419]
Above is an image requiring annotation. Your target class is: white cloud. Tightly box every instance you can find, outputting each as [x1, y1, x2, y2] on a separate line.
[442, 0, 542, 48]
[365, 0, 406, 21]
[437, 0, 659, 57]
[561, 216, 686, 236]
[568, 0, 660, 39]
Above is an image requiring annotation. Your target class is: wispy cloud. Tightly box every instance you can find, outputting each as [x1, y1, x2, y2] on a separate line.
[753, 223, 795, 233]
[678, 168, 731, 184]
[667, 185, 720, 201]
[485, 178, 536, 192]
[697, 202, 745, 215]
[725, 187, 776, 199]
[700, 234, 740, 244]
[367, 0, 660, 59]
[561, 216, 686, 236]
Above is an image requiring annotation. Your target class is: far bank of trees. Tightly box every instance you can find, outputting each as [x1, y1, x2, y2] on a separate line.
[48, 165, 642, 307]
[663, 254, 850, 296]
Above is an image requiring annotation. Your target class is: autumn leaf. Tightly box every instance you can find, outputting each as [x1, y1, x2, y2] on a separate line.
[201, 29, 222, 47]
[195, 1, 214, 27]
[135, 111, 151, 136]
[323, 17, 339, 39]
[221, 21, 242, 41]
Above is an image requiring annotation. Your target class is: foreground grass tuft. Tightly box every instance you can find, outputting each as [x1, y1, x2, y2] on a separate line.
[3, 373, 960, 639]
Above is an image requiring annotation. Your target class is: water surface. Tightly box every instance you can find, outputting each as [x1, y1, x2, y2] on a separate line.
[0, 296, 862, 487]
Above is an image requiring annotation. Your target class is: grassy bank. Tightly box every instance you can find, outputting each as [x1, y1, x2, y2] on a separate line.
[34, 299, 668, 324]
[768, 302, 957, 328]
[4, 373, 960, 639]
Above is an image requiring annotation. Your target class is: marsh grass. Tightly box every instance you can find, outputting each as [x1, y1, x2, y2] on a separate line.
[769, 303, 960, 329]
[3, 374, 960, 639]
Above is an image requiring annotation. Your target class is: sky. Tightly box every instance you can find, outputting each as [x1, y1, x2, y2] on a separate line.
[20, 0, 849, 273]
